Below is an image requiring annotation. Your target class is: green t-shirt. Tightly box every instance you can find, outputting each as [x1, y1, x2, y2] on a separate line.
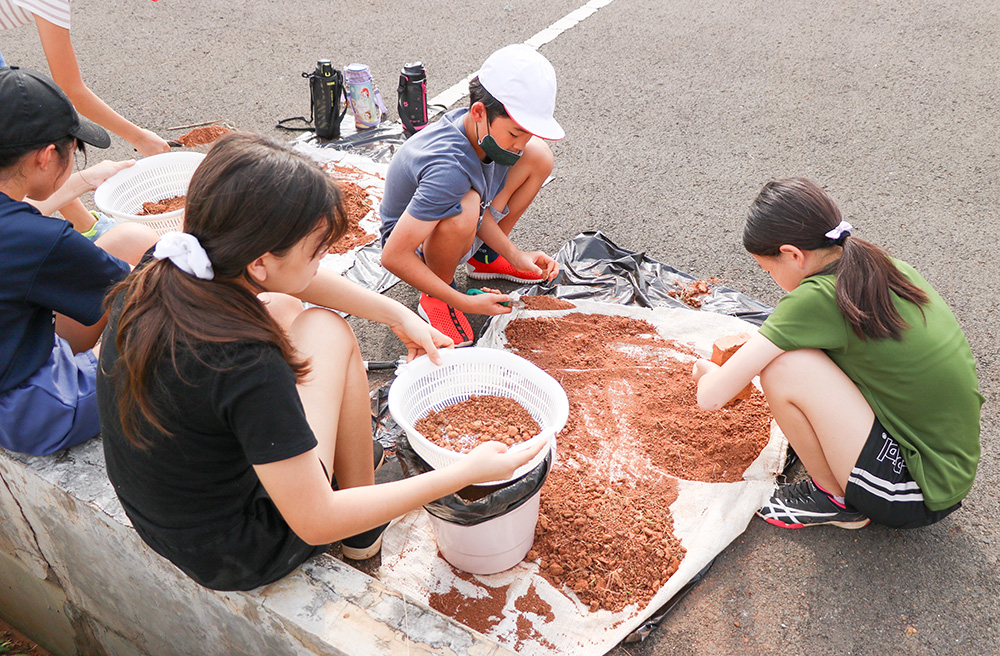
[758, 258, 983, 511]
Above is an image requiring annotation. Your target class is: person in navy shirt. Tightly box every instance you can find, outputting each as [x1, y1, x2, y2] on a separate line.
[0, 66, 157, 455]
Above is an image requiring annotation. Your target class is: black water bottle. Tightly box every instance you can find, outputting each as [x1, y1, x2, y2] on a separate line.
[398, 62, 429, 136]
[310, 60, 347, 140]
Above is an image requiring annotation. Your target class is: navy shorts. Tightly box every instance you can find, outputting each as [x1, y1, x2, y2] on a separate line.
[844, 418, 960, 529]
[0, 336, 100, 455]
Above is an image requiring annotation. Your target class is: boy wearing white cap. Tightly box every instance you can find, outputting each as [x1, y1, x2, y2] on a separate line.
[380, 44, 563, 345]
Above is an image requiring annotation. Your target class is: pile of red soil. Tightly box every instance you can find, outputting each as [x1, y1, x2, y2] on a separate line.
[521, 296, 576, 311]
[176, 124, 231, 146]
[414, 395, 540, 452]
[137, 195, 185, 215]
[502, 311, 772, 613]
[428, 575, 557, 651]
[328, 179, 378, 254]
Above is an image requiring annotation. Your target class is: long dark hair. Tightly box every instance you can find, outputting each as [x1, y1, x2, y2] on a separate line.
[744, 178, 927, 340]
[108, 132, 347, 445]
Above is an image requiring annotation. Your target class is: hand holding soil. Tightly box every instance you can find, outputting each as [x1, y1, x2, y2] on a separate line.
[691, 357, 720, 382]
[460, 438, 548, 486]
[710, 333, 754, 403]
[510, 249, 559, 281]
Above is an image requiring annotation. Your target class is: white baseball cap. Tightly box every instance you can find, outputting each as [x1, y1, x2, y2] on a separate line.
[477, 44, 564, 141]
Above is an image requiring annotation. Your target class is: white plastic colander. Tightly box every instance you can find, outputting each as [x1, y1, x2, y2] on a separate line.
[94, 152, 205, 235]
[389, 347, 568, 484]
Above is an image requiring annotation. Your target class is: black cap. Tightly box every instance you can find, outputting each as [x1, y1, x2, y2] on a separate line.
[0, 66, 111, 150]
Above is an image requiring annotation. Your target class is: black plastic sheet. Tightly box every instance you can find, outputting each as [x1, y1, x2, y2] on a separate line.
[513, 231, 773, 326]
[396, 433, 552, 527]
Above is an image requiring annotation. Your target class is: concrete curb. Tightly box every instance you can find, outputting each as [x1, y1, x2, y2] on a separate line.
[0, 442, 515, 656]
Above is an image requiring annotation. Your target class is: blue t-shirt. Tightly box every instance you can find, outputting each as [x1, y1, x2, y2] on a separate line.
[0, 192, 130, 392]
[379, 108, 510, 244]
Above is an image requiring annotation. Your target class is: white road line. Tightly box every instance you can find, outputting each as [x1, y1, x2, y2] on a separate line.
[427, 0, 617, 111]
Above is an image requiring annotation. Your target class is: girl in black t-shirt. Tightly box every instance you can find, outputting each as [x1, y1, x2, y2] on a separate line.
[97, 132, 544, 591]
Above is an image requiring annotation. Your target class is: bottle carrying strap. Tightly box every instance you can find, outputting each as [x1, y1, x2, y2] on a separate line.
[275, 69, 346, 132]
[331, 68, 349, 123]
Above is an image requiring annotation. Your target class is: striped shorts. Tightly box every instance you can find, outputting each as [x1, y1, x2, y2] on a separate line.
[844, 418, 960, 529]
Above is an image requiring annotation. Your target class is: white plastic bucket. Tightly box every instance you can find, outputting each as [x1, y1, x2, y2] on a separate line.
[427, 483, 542, 575]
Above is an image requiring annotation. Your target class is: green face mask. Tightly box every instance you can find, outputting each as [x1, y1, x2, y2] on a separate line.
[477, 121, 522, 167]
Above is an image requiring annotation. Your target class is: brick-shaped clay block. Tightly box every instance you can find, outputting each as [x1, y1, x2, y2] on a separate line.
[711, 333, 754, 402]
[711, 333, 752, 365]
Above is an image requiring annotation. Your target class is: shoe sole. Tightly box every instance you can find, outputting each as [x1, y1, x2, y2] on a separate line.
[759, 515, 871, 530]
[417, 301, 474, 347]
[341, 534, 384, 561]
[466, 262, 544, 284]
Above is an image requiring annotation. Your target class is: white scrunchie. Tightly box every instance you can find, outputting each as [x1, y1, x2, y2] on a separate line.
[153, 231, 214, 280]
[824, 220, 853, 241]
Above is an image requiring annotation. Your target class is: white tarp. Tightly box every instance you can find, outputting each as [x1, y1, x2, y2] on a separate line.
[291, 140, 387, 276]
[378, 300, 787, 655]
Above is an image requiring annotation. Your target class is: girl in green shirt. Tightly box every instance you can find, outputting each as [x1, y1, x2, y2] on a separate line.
[693, 178, 982, 529]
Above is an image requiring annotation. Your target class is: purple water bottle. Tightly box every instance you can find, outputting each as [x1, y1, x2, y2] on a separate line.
[345, 63, 386, 130]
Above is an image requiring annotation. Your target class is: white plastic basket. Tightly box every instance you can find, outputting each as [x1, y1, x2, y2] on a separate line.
[389, 347, 568, 484]
[94, 152, 205, 235]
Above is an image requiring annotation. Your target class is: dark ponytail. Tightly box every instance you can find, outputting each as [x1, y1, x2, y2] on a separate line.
[107, 132, 348, 446]
[744, 178, 927, 340]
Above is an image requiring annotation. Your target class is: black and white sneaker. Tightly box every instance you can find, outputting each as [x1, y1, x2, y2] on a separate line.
[341, 522, 390, 560]
[757, 479, 871, 529]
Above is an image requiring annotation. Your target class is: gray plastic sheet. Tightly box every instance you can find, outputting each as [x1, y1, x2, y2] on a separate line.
[514, 230, 772, 325]
[291, 119, 409, 164]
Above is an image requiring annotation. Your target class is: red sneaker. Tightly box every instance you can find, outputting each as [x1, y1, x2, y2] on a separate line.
[418, 293, 474, 346]
[466, 253, 544, 283]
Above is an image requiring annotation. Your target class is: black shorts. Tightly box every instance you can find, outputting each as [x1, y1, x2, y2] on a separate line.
[150, 482, 326, 591]
[844, 418, 960, 529]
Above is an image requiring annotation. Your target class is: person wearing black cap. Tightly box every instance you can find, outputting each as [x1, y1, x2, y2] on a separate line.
[1, 1, 170, 236]
[0, 66, 158, 456]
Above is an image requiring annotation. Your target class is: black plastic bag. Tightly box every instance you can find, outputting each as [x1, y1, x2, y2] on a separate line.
[513, 231, 773, 326]
[396, 434, 551, 527]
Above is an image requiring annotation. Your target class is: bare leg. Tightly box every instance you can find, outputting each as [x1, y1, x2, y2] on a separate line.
[55, 221, 159, 353]
[759, 349, 873, 496]
[422, 189, 479, 284]
[57, 198, 97, 233]
[492, 137, 553, 236]
[287, 308, 374, 490]
[258, 292, 305, 332]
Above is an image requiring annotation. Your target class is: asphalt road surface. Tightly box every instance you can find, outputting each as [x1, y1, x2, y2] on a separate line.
[4, 1, 998, 653]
